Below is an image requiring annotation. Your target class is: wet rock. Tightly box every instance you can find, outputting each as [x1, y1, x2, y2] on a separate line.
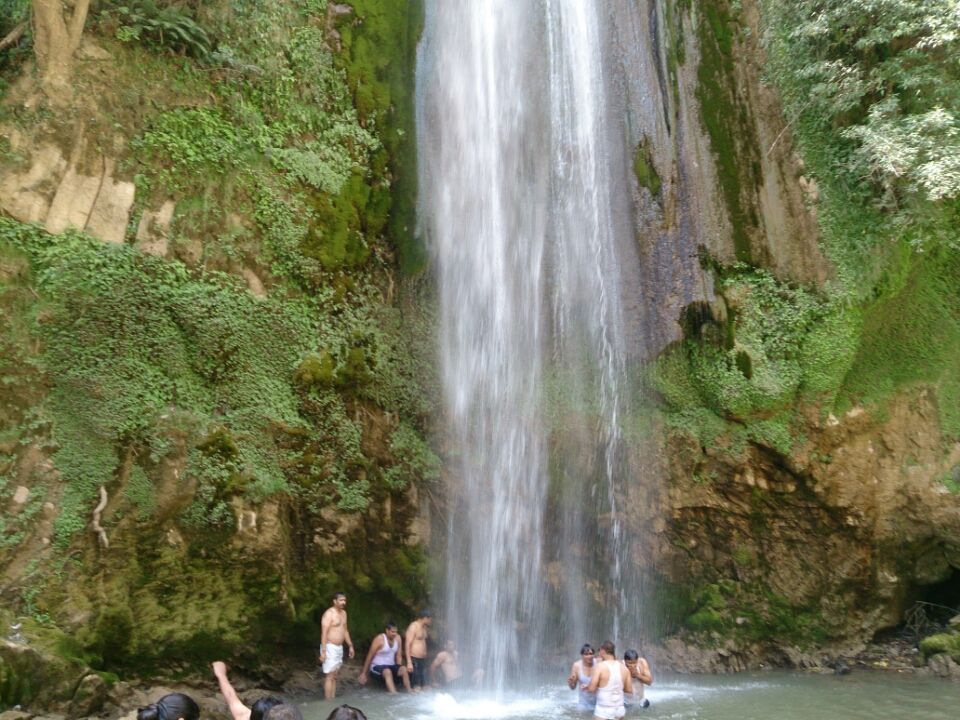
[0, 711, 34, 720]
[135, 200, 175, 257]
[927, 653, 960, 679]
[0, 640, 87, 711]
[282, 670, 323, 694]
[11, 486, 30, 506]
[67, 674, 108, 719]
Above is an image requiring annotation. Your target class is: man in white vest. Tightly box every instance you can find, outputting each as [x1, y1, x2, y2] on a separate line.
[359, 621, 411, 693]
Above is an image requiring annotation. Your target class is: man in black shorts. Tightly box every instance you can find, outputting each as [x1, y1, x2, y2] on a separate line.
[358, 622, 411, 693]
[404, 610, 432, 692]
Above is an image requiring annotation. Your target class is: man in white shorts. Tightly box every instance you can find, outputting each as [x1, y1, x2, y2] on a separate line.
[319, 592, 355, 698]
[586, 641, 633, 720]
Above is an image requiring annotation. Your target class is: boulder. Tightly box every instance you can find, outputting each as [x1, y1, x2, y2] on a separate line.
[67, 674, 108, 719]
[0, 640, 86, 711]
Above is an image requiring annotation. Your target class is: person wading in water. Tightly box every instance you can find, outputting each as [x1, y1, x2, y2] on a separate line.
[404, 609, 432, 692]
[567, 643, 598, 712]
[359, 621, 411, 693]
[622, 648, 652, 709]
[587, 641, 633, 720]
[319, 591, 355, 699]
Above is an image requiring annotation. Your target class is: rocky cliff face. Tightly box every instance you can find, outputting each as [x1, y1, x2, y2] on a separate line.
[0, 1, 432, 709]
[612, 0, 960, 663]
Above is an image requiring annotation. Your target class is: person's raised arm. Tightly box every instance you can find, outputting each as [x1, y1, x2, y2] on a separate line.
[567, 662, 578, 690]
[622, 664, 634, 696]
[636, 658, 653, 685]
[359, 634, 383, 685]
[212, 661, 252, 720]
[586, 662, 603, 693]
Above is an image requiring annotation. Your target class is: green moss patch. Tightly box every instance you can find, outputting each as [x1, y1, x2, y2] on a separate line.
[694, 1, 760, 262]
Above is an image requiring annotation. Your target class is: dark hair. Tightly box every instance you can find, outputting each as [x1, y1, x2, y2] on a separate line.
[600, 640, 616, 656]
[623, 649, 639, 661]
[250, 698, 284, 720]
[385, 621, 398, 631]
[265, 706, 303, 720]
[418, 608, 432, 618]
[324, 706, 368, 720]
[580, 643, 594, 655]
[137, 693, 200, 720]
[333, 591, 346, 600]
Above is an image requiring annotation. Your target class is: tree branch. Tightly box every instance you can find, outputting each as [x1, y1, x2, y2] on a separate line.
[0, 22, 26, 52]
[67, 0, 91, 53]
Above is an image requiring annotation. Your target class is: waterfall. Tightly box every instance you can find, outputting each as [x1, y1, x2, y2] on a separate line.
[418, 0, 637, 689]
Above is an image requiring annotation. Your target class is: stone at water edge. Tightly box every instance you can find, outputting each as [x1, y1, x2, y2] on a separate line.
[67, 674, 108, 719]
[927, 653, 960, 678]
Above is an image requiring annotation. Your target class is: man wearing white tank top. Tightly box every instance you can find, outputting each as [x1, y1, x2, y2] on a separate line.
[586, 641, 633, 720]
[358, 622, 411, 693]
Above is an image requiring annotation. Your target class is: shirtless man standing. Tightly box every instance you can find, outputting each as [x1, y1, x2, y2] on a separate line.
[319, 592, 355, 699]
[404, 609, 432, 692]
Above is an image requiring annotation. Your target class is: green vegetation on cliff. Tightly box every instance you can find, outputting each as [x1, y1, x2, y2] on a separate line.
[656, 0, 960, 456]
[0, 0, 432, 682]
[652, 0, 960, 645]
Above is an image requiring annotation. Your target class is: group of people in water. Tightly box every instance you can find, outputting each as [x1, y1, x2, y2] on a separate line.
[567, 641, 653, 719]
[321, 591, 654, 719]
[320, 593, 468, 697]
[132, 592, 652, 720]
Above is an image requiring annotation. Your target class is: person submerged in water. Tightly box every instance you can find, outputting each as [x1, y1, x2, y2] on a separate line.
[137, 693, 200, 720]
[622, 649, 652, 710]
[567, 643, 598, 711]
[359, 621, 411, 693]
[431, 639, 463, 688]
[324, 707, 367, 720]
[212, 661, 284, 720]
[587, 641, 633, 720]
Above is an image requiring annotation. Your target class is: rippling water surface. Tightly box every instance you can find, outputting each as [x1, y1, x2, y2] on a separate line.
[300, 672, 960, 720]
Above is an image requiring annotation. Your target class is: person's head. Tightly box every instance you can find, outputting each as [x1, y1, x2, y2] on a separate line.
[599, 640, 616, 659]
[323, 706, 367, 720]
[250, 698, 284, 720]
[579, 643, 595, 664]
[445, 639, 457, 652]
[623, 649, 639, 671]
[332, 591, 347, 609]
[384, 621, 400, 641]
[265, 705, 303, 720]
[137, 693, 200, 720]
[418, 608, 432, 625]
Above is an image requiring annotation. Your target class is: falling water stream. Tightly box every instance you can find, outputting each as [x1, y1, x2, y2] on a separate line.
[418, 0, 637, 690]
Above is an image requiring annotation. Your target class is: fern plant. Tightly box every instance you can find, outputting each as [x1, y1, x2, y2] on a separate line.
[104, 0, 215, 61]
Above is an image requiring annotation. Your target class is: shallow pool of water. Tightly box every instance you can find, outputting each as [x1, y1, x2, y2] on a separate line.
[299, 672, 960, 720]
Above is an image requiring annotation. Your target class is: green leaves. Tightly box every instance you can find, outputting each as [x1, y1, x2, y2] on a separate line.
[764, 0, 960, 246]
[107, 1, 215, 61]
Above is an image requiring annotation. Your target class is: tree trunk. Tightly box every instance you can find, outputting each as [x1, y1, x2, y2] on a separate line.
[32, 0, 91, 102]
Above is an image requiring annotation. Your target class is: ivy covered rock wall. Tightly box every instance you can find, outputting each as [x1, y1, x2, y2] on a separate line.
[626, 0, 960, 662]
[0, 0, 433, 694]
